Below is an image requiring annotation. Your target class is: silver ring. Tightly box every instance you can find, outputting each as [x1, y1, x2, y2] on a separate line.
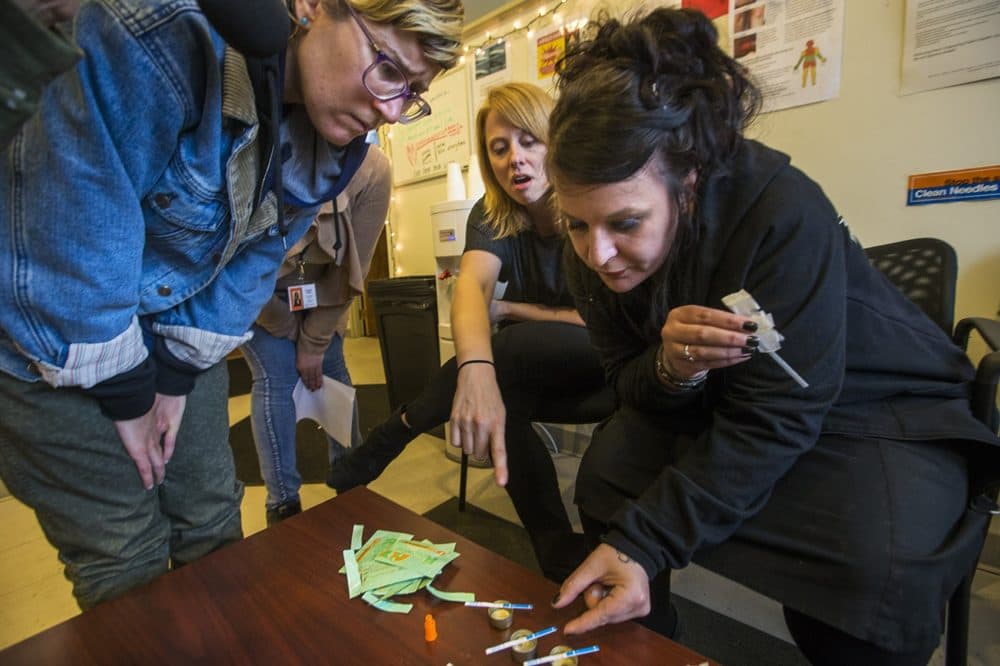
[682, 344, 695, 363]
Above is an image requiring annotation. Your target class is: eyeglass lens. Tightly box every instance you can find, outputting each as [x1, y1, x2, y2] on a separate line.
[363, 57, 429, 121]
[365, 56, 408, 98]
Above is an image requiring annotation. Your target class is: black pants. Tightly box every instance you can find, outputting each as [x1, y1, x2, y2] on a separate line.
[575, 405, 987, 657]
[405, 320, 609, 579]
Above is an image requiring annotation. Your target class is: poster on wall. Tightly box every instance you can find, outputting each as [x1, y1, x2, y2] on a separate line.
[900, 0, 1000, 95]
[536, 30, 565, 80]
[472, 41, 511, 114]
[534, 26, 583, 91]
[906, 165, 1000, 206]
[388, 65, 471, 186]
[728, 0, 845, 113]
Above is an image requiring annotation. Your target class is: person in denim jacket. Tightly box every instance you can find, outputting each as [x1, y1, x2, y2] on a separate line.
[0, 0, 462, 609]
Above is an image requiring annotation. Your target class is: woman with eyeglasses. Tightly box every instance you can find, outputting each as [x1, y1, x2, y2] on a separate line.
[545, 8, 998, 663]
[328, 82, 610, 582]
[0, 0, 462, 610]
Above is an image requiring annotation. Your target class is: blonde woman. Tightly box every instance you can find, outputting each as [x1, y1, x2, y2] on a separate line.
[329, 83, 608, 581]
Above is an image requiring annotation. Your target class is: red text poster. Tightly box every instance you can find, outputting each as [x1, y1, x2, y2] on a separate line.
[536, 30, 565, 80]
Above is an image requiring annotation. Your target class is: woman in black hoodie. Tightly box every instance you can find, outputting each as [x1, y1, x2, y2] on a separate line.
[546, 8, 999, 664]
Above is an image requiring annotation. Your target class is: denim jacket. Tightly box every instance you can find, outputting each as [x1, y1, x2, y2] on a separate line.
[0, 0, 367, 418]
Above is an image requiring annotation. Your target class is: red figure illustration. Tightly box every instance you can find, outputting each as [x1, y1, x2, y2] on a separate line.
[793, 39, 827, 87]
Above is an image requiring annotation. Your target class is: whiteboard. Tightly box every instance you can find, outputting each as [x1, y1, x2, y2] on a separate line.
[388, 65, 472, 186]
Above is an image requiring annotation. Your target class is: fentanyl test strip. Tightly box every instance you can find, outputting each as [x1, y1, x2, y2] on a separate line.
[523, 645, 601, 666]
[722, 289, 808, 388]
[464, 601, 533, 610]
[484, 626, 557, 655]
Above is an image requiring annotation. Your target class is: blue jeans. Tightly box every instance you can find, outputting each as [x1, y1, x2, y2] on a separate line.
[0, 361, 243, 610]
[241, 325, 360, 510]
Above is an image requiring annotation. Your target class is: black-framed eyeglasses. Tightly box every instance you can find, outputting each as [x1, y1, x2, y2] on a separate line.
[342, 1, 431, 124]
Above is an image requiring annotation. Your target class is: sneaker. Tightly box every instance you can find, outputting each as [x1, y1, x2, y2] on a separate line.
[326, 408, 413, 492]
[265, 500, 301, 526]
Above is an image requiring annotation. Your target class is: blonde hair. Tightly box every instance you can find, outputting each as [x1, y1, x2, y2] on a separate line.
[475, 82, 555, 239]
[323, 0, 465, 70]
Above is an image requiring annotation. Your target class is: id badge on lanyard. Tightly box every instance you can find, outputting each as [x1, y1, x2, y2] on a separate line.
[288, 254, 318, 312]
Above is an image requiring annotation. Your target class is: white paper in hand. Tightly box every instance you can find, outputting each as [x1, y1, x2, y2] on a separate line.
[292, 377, 357, 448]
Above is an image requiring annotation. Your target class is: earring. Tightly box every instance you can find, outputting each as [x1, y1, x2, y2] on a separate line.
[299, 16, 310, 27]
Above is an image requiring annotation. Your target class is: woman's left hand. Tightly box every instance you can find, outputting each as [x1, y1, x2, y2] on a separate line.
[488, 299, 508, 324]
[552, 543, 652, 635]
[296, 349, 325, 391]
[660, 304, 760, 379]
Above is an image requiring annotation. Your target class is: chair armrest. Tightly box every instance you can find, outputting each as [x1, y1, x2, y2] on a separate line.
[972, 350, 1000, 435]
[953, 317, 1000, 436]
[953, 317, 1000, 352]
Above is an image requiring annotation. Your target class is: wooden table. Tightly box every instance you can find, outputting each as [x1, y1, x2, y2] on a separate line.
[0, 488, 715, 665]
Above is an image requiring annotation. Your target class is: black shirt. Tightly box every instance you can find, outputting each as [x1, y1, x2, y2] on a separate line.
[463, 199, 573, 313]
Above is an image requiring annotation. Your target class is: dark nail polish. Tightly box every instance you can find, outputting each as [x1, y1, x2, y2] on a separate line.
[742, 321, 758, 332]
[551, 592, 561, 606]
[745, 336, 759, 347]
[741, 346, 757, 355]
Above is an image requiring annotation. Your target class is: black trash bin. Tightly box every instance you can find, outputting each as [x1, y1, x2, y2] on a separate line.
[367, 276, 440, 412]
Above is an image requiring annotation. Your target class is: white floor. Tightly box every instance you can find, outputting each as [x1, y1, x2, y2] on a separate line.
[0, 336, 997, 665]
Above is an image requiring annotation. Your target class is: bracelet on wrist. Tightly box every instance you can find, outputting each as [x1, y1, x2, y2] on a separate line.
[655, 346, 707, 391]
[457, 358, 495, 372]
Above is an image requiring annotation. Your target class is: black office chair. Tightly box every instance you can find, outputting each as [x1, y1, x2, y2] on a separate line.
[865, 238, 998, 665]
[865, 237, 957, 334]
[946, 316, 1000, 666]
[457, 385, 615, 511]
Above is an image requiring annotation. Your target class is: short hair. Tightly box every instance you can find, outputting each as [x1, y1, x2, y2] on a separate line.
[474, 82, 554, 239]
[325, 0, 465, 70]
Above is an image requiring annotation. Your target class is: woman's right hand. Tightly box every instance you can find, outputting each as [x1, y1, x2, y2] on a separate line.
[296, 349, 325, 391]
[449, 363, 508, 487]
[659, 304, 760, 380]
[113, 406, 168, 491]
[553, 543, 652, 635]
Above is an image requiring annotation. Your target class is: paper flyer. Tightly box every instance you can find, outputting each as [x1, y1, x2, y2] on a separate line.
[292, 376, 357, 448]
[727, 0, 845, 113]
[473, 40, 511, 112]
[900, 0, 1000, 95]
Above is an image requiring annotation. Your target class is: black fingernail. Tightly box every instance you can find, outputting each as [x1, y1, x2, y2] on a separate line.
[551, 592, 561, 606]
[745, 336, 759, 347]
[742, 321, 758, 332]
[741, 346, 757, 355]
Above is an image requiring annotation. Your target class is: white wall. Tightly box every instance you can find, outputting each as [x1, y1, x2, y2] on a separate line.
[390, 0, 999, 322]
[385, 171, 441, 277]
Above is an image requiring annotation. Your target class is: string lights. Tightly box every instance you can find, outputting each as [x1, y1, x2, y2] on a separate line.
[463, 0, 576, 57]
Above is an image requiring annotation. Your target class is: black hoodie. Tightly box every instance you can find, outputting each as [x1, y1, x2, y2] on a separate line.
[565, 139, 999, 578]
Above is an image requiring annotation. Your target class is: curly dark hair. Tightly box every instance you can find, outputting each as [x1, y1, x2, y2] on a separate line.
[550, 8, 760, 189]
[549, 8, 761, 321]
